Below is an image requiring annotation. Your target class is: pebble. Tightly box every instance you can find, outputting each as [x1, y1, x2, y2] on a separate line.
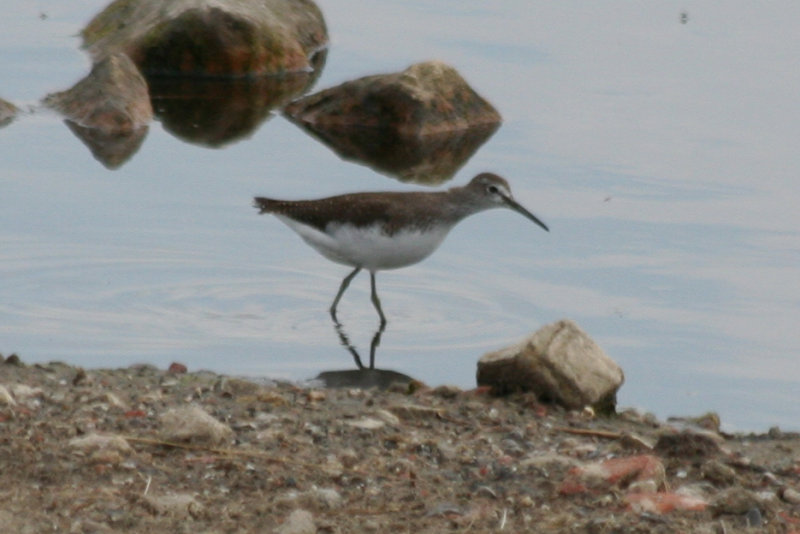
[159, 405, 233, 444]
[389, 403, 444, 421]
[345, 417, 385, 430]
[624, 491, 708, 514]
[781, 487, 800, 504]
[701, 459, 737, 485]
[69, 433, 133, 455]
[745, 507, 762, 527]
[143, 493, 204, 518]
[275, 509, 315, 534]
[654, 429, 721, 458]
[275, 487, 342, 511]
[710, 487, 761, 515]
[0, 385, 16, 406]
[374, 408, 400, 426]
[10, 384, 43, 402]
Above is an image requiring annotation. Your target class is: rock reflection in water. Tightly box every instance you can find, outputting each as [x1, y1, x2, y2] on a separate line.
[283, 121, 499, 184]
[149, 70, 323, 147]
[63, 120, 149, 170]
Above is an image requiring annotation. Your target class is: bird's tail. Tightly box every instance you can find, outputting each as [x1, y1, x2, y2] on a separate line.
[253, 197, 276, 214]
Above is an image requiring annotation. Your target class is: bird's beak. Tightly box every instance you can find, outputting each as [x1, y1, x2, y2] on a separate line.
[503, 196, 549, 232]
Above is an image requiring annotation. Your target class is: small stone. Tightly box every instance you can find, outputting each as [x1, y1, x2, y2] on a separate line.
[745, 507, 763, 527]
[567, 454, 666, 491]
[701, 459, 737, 486]
[3, 353, 23, 366]
[710, 487, 761, 515]
[101, 392, 127, 409]
[339, 448, 360, 468]
[306, 390, 326, 403]
[275, 509, 315, 534]
[654, 429, 721, 458]
[275, 487, 342, 511]
[432, 385, 462, 398]
[625, 491, 708, 514]
[781, 487, 800, 504]
[0, 385, 16, 406]
[618, 432, 654, 451]
[159, 405, 233, 444]
[168, 362, 187, 374]
[374, 409, 400, 426]
[389, 404, 444, 421]
[345, 417, 385, 430]
[69, 433, 133, 458]
[143, 493, 204, 519]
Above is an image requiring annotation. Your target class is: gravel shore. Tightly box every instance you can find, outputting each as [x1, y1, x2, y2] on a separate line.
[1, 355, 799, 533]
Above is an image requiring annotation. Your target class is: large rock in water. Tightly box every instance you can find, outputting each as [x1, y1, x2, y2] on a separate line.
[44, 53, 152, 135]
[477, 319, 624, 413]
[283, 60, 501, 183]
[81, 0, 328, 77]
[285, 60, 501, 136]
[44, 53, 152, 168]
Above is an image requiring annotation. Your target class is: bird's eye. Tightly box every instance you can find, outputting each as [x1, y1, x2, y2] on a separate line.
[487, 185, 499, 195]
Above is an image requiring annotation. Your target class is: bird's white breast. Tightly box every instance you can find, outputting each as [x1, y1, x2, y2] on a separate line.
[275, 215, 451, 271]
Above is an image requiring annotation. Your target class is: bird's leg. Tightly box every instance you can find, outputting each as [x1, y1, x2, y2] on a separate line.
[370, 271, 387, 327]
[330, 267, 361, 321]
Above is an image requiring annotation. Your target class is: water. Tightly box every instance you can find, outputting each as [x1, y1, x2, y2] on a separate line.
[2, 1, 800, 431]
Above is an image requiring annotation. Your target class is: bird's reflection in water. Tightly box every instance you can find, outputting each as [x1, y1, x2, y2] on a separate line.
[330, 313, 385, 370]
[314, 311, 415, 389]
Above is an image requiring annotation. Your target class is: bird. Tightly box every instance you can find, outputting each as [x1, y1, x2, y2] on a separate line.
[254, 172, 549, 324]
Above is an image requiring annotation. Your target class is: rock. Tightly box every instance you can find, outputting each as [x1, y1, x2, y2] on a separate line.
[654, 429, 721, 458]
[143, 493, 204, 518]
[82, 0, 328, 77]
[0, 385, 16, 406]
[10, 384, 44, 403]
[159, 404, 233, 444]
[43, 53, 152, 169]
[168, 362, 188, 374]
[374, 409, 400, 426]
[283, 61, 500, 183]
[286, 60, 500, 135]
[388, 403, 445, 421]
[44, 53, 152, 135]
[275, 509, 315, 534]
[567, 454, 666, 491]
[69, 433, 133, 463]
[0, 97, 18, 126]
[477, 319, 624, 412]
[710, 487, 763, 515]
[625, 491, 708, 514]
[345, 417, 385, 430]
[700, 459, 737, 486]
[781, 487, 800, 504]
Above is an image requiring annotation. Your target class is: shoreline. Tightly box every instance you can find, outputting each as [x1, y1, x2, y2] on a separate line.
[2, 356, 800, 532]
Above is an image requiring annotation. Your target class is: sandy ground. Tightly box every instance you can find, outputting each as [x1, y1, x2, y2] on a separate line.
[2, 354, 800, 533]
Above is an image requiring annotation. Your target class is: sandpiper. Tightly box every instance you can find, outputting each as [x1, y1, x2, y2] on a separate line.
[254, 172, 549, 324]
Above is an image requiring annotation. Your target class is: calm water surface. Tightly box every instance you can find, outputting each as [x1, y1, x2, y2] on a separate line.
[2, 2, 800, 431]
